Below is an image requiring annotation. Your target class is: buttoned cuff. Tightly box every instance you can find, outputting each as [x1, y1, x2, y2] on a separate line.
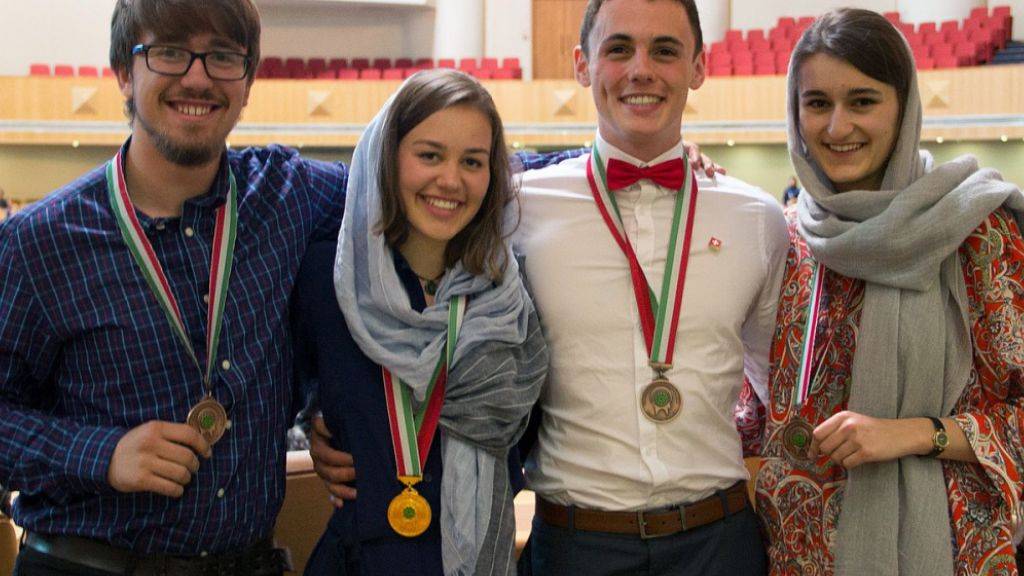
[63, 425, 128, 495]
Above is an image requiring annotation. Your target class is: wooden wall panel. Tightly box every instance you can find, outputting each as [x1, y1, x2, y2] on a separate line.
[532, 0, 587, 80]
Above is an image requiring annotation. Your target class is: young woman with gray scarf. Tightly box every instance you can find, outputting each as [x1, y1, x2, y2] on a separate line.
[293, 69, 547, 576]
[750, 8, 1024, 576]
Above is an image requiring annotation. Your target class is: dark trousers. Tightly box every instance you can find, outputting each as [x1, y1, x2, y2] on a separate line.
[528, 506, 767, 576]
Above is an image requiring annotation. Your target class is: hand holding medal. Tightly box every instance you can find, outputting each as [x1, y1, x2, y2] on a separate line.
[107, 150, 237, 449]
[782, 261, 826, 463]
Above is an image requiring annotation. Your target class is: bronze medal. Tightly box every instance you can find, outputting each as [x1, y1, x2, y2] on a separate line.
[640, 376, 682, 423]
[387, 485, 432, 537]
[187, 395, 228, 445]
[782, 418, 815, 461]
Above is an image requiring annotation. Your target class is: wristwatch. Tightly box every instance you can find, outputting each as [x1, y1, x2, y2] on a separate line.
[925, 416, 949, 458]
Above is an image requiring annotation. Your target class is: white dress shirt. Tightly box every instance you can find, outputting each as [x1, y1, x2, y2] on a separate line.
[515, 135, 788, 511]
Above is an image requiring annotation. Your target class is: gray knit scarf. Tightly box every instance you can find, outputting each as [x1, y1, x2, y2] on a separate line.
[335, 90, 547, 576]
[786, 37, 1024, 576]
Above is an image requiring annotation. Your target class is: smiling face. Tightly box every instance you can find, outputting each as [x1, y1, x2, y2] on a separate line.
[797, 53, 901, 192]
[575, 0, 706, 161]
[396, 105, 492, 257]
[118, 32, 251, 167]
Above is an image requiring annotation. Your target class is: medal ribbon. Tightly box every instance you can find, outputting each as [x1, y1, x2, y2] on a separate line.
[794, 262, 826, 408]
[106, 150, 238, 389]
[383, 296, 467, 480]
[586, 146, 698, 367]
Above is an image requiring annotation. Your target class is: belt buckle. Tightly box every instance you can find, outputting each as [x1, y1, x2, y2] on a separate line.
[636, 509, 683, 540]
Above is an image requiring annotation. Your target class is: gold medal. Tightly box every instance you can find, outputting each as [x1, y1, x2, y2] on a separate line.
[387, 484, 432, 537]
[640, 373, 682, 423]
[187, 395, 228, 445]
[782, 418, 815, 461]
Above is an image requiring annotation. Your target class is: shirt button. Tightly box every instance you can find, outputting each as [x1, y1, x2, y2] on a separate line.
[200, 551, 209, 558]
[155, 222, 166, 231]
[203, 293, 210, 304]
[184, 227, 195, 237]
[221, 359, 231, 371]
[217, 488, 225, 498]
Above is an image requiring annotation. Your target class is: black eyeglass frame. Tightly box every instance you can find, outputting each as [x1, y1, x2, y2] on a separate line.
[131, 43, 252, 81]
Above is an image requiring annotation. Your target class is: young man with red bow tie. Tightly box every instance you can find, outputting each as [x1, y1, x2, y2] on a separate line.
[511, 0, 787, 573]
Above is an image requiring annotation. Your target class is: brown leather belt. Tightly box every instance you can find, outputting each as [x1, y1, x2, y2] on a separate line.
[23, 532, 292, 576]
[536, 481, 748, 539]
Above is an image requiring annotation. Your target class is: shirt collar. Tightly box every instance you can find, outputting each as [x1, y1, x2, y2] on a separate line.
[594, 132, 684, 170]
[119, 137, 233, 211]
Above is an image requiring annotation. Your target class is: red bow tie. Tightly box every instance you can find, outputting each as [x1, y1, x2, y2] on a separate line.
[605, 157, 686, 191]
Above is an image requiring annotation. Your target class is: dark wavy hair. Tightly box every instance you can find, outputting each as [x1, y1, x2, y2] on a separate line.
[791, 8, 914, 123]
[376, 69, 517, 281]
[110, 0, 261, 84]
[579, 0, 703, 57]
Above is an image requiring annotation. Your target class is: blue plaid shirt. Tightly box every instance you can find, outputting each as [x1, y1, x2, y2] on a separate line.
[0, 139, 582, 555]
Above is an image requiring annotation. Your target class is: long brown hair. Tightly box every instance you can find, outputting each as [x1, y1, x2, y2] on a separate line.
[377, 69, 517, 281]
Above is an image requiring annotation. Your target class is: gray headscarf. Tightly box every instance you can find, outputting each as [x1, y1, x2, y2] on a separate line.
[335, 82, 546, 575]
[786, 14, 1024, 576]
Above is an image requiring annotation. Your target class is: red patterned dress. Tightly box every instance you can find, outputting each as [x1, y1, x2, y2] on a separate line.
[747, 208, 1024, 576]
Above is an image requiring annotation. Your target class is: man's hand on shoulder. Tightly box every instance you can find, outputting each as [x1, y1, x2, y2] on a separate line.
[107, 421, 211, 498]
[310, 415, 357, 508]
[683, 140, 726, 178]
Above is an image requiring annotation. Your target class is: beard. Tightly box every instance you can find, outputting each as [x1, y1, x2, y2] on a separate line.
[127, 97, 223, 167]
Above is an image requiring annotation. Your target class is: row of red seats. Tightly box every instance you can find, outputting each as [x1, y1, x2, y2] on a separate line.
[28, 64, 115, 77]
[322, 67, 521, 81]
[257, 57, 522, 80]
[708, 5, 1013, 77]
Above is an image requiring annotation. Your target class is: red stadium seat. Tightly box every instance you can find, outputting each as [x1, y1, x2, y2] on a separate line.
[437, 58, 456, 69]
[359, 68, 382, 79]
[911, 45, 931, 62]
[501, 57, 520, 70]
[902, 31, 923, 47]
[733, 63, 754, 76]
[777, 17, 796, 29]
[709, 65, 732, 77]
[337, 69, 359, 80]
[316, 69, 337, 79]
[458, 58, 478, 70]
[491, 69, 516, 80]
[78, 66, 99, 77]
[754, 51, 774, 66]
[968, 28, 994, 60]
[403, 68, 421, 78]
[381, 68, 404, 80]
[768, 27, 789, 42]
[797, 16, 816, 27]
[954, 42, 978, 66]
[992, 6, 1011, 17]
[970, 7, 989, 20]
[307, 58, 327, 75]
[725, 29, 743, 44]
[372, 58, 392, 70]
[394, 58, 414, 69]
[775, 51, 791, 71]
[351, 58, 370, 70]
[54, 64, 74, 77]
[709, 41, 729, 55]
[481, 57, 499, 70]
[918, 22, 937, 35]
[931, 43, 954, 59]
[709, 52, 732, 67]
[727, 39, 749, 53]
[469, 69, 492, 80]
[940, 20, 959, 36]
[749, 37, 770, 52]
[946, 30, 968, 46]
[917, 57, 935, 70]
[102, 67, 115, 78]
[29, 63, 50, 76]
[415, 58, 434, 69]
[328, 58, 348, 71]
[934, 55, 958, 69]
[897, 23, 916, 38]
[753, 64, 775, 76]
[747, 29, 765, 43]
[731, 51, 753, 67]
[923, 31, 947, 46]
[883, 11, 901, 24]
[770, 38, 793, 52]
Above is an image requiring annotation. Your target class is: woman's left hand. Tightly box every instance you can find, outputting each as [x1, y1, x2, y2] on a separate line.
[683, 140, 726, 178]
[809, 411, 932, 468]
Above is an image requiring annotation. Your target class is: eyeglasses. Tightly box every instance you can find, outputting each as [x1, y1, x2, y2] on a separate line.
[132, 44, 250, 81]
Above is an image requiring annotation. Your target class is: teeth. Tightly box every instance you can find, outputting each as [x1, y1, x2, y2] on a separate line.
[623, 95, 660, 105]
[176, 104, 213, 117]
[828, 143, 863, 152]
[426, 197, 458, 210]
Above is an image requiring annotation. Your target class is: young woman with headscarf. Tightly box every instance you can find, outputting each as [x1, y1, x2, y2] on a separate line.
[293, 69, 547, 576]
[751, 8, 1024, 576]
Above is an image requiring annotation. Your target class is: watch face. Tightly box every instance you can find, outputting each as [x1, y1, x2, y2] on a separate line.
[936, 430, 950, 449]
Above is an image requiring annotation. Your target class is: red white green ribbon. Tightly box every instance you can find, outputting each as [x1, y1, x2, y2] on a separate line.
[586, 146, 698, 368]
[105, 150, 238, 389]
[383, 295, 467, 479]
[795, 262, 825, 407]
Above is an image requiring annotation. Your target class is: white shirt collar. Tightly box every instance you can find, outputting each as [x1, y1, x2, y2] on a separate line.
[594, 132, 684, 169]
